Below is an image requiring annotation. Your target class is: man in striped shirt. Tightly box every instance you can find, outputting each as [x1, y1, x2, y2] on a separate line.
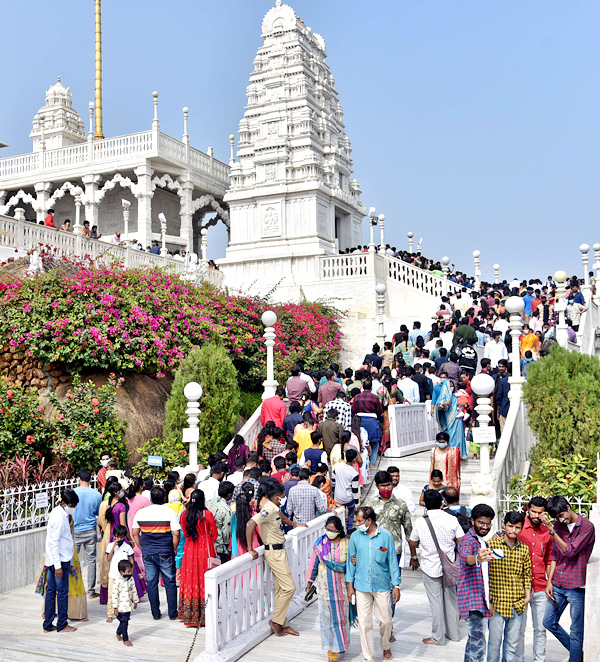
[333, 448, 360, 531]
[132, 487, 181, 621]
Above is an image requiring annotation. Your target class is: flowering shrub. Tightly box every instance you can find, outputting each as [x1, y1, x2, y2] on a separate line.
[0, 453, 72, 489]
[0, 266, 342, 390]
[0, 377, 53, 457]
[48, 374, 128, 469]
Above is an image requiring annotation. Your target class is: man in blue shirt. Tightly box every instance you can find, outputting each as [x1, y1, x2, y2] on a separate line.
[73, 468, 102, 597]
[522, 290, 534, 323]
[347, 506, 400, 662]
[409, 321, 426, 345]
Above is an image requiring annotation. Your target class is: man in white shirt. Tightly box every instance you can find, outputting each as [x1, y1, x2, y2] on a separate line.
[441, 326, 455, 351]
[297, 362, 316, 394]
[484, 331, 509, 370]
[399, 371, 420, 405]
[387, 466, 416, 514]
[43, 489, 80, 633]
[198, 462, 227, 501]
[493, 313, 510, 337]
[227, 456, 246, 487]
[409, 489, 464, 646]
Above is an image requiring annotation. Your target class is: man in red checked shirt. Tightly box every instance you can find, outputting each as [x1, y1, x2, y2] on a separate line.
[515, 496, 552, 662]
[541, 495, 595, 662]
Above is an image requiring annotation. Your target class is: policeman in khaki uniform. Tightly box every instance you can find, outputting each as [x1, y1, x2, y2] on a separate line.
[247, 482, 307, 636]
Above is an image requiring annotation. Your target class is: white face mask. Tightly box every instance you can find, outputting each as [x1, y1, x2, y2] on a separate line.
[101, 459, 109, 467]
[325, 530, 339, 540]
[65, 506, 76, 515]
[118, 491, 125, 499]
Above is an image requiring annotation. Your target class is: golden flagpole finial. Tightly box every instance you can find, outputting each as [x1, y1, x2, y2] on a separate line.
[94, 0, 104, 140]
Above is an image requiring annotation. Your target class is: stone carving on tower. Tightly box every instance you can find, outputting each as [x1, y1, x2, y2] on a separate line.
[224, 0, 365, 265]
[30, 78, 86, 152]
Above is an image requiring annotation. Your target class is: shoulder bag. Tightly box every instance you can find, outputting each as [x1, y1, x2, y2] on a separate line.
[423, 513, 460, 587]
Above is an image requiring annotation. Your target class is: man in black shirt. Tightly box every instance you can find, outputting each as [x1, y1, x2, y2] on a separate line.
[412, 363, 431, 403]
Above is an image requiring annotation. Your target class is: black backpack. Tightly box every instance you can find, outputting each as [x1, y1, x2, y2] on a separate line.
[444, 506, 471, 533]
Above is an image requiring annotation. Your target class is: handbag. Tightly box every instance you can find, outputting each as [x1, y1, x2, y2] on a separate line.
[202, 515, 221, 570]
[423, 514, 460, 588]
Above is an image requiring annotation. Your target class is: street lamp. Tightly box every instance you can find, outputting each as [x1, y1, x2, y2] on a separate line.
[470, 373, 496, 475]
[441, 256, 451, 294]
[375, 282, 387, 345]
[593, 243, 600, 302]
[73, 186, 84, 231]
[121, 199, 131, 240]
[407, 231, 414, 254]
[554, 270, 568, 347]
[158, 212, 167, 255]
[580, 243, 590, 291]
[505, 296, 525, 396]
[493, 263, 500, 285]
[261, 310, 278, 400]
[473, 250, 481, 290]
[368, 207, 378, 253]
[378, 214, 386, 254]
[182, 381, 202, 471]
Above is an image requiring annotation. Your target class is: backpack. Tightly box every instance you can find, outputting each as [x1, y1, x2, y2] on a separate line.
[444, 506, 471, 533]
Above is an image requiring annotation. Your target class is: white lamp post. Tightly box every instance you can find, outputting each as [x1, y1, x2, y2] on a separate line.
[470, 373, 496, 475]
[580, 244, 591, 303]
[375, 282, 387, 345]
[493, 263, 500, 285]
[182, 381, 202, 471]
[473, 250, 481, 290]
[73, 186, 83, 231]
[441, 256, 450, 293]
[229, 134, 236, 164]
[554, 270, 569, 347]
[182, 107, 189, 144]
[200, 227, 208, 264]
[378, 214, 386, 254]
[505, 296, 525, 397]
[261, 310, 278, 399]
[407, 231, 414, 254]
[121, 199, 131, 240]
[88, 103, 95, 138]
[368, 207, 377, 253]
[158, 212, 167, 255]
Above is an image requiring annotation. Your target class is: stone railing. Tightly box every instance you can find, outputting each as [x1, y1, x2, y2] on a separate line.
[0, 130, 229, 185]
[198, 508, 344, 662]
[319, 250, 459, 299]
[0, 212, 225, 287]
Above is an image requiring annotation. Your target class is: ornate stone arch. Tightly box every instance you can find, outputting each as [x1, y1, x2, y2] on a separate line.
[0, 190, 36, 215]
[151, 173, 183, 198]
[191, 194, 229, 229]
[47, 181, 80, 208]
[95, 173, 136, 204]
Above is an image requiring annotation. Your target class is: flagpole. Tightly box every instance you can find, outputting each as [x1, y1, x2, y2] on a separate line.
[94, 0, 104, 140]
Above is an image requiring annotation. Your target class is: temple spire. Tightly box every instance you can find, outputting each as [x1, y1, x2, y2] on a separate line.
[94, 0, 104, 139]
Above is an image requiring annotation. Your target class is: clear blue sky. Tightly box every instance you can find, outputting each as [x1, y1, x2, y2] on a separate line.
[2, 1, 599, 281]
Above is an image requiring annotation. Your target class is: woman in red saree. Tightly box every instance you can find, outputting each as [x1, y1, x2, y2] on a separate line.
[178, 489, 218, 627]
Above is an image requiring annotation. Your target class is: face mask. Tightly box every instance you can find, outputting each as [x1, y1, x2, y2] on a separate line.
[325, 530, 339, 540]
[117, 539, 126, 546]
[357, 523, 368, 533]
[122, 573, 132, 580]
[64, 506, 76, 516]
[101, 459, 109, 467]
[379, 488, 393, 499]
[118, 491, 125, 499]
[436, 442, 448, 448]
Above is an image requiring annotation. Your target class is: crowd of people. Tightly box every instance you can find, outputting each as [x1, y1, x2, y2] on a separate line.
[38, 265, 596, 659]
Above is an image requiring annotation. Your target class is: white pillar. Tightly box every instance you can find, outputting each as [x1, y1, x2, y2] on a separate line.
[407, 231, 414, 254]
[593, 244, 600, 303]
[73, 186, 83, 232]
[88, 103, 95, 160]
[201, 228, 208, 265]
[378, 214, 385, 254]
[554, 270, 569, 348]
[229, 134, 235, 165]
[261, 310, 278, 400]
[134, 165, 154, 248]
[39, 115, 46, 169]
[580, 243, 591, 302]
[368, 207, 377, 253]
[158, 212, 168, 256]
[469, 372, 497, 512]
[14, 207, 25, 250]
[505, 296, 525, 396]
[180, 174, 194, 252]
[82, 174, 101, 228]
[182, 382, 202, 471]
[493, 263, 500, 285]
[122, 199, 131, 240]
[473, 250, 481, 290]
[375, 282, 387, 345]
[441, 256, 450, 294]
[33, 181, 52, 223]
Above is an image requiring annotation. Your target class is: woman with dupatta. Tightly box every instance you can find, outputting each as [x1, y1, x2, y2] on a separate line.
[432, 374, 467, 459]
[305, 515, 354, 662]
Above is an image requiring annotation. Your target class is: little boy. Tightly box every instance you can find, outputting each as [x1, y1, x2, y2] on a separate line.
[112, 559, 138, 646]
[105, 525, 134, 623]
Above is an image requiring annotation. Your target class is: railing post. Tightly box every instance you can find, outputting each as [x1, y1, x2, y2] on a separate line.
[125, 243, 131, 268]
[203, 571, 220, 654]
[14, 207, 25, 250]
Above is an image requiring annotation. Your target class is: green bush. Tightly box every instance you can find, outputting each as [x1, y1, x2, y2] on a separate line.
[131, 437, 187, 476]
[240, 390, 263, 420]
[49, 374, 128, 470]
[164, 344, 240, 457]
[524, 346, 600, 461]
[0, 377, 53, 458]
